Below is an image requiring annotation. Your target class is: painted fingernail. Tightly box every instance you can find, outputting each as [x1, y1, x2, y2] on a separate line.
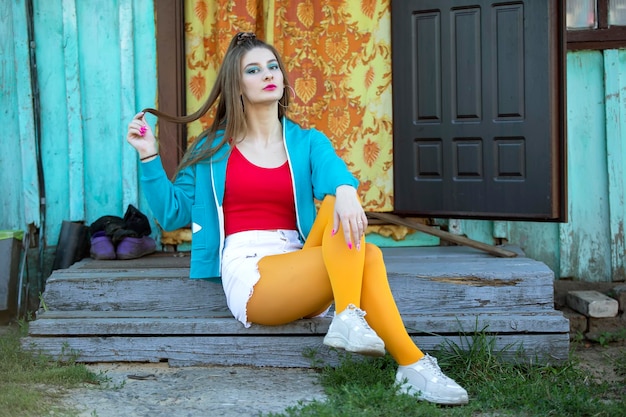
[356, 243, 361, 251]
[139, 126, 147, 136]
[331, 229, 336, 236]
[348, 242, 352, 250]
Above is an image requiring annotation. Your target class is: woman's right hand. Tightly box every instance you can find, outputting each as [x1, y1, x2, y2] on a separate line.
[127, 112, 158, 160]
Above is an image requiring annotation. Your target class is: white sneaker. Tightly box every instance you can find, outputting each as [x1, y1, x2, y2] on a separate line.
[323, 304, 385, 357]
[396, 354, 469, 405]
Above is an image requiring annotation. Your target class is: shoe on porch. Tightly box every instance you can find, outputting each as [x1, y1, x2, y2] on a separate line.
[323, 303, 385, 357]
[89, 231, 116, 260]
[396, 354, 469, 405]
[116, 236, 156, 260]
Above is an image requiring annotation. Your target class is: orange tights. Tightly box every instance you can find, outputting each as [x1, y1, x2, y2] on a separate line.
[246, 196, 424, 366]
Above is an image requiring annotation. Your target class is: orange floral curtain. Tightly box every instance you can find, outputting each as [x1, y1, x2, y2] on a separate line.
[184, 0, 393, 212]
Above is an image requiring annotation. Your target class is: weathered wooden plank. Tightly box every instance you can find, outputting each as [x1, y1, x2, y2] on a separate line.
[604, 49, 626, 281]
[561, 51, 612, 282]
[0, 1, 26, 231]
[33, 0, 72, 242]
[75, 0, 125, 221]
[42, 272, 229, 312]
[119, 0, 139, 210]
[41, 248, 555, 313]
[129, 0, 158, 235]
[40, 271, 554, 313]
[21, 333, 569, 367]
[11, 0, 40, 228]
[28, 311, 570, 336]
[62, 0, 85, 221]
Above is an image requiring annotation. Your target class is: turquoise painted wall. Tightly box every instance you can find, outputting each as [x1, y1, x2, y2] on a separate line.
[1, 0, 157, 249]
[1, 0, 38, 233]
[2, 1, 625, 282]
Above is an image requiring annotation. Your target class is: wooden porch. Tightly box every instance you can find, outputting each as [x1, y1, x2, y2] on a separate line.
[22, 246, 570, 367]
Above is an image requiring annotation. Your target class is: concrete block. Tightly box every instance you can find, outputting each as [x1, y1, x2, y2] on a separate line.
[608, 284, 626, 312]
[566, 290, 619, 318]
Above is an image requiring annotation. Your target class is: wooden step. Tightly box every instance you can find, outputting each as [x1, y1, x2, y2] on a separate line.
[28, 310, 569, 336]
[24, 247, 570, 366]
[21, 333, 569, 367]
[39, 247, 556, 313]
[23, 311, 569, 366]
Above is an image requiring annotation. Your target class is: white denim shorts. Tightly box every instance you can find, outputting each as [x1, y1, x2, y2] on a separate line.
[221, 229, 303, 327]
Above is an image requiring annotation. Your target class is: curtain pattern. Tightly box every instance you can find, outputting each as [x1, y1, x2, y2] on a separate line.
[184, 0, 393, 212]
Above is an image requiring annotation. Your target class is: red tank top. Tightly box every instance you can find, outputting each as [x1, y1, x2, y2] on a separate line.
[223, 146, 297, 236]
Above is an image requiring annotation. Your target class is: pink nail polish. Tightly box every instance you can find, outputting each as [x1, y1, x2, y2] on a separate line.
[331, 229, 336, 236]
[348, 242, 352, 250]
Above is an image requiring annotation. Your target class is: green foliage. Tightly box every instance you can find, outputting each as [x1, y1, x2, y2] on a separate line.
[0, 323, 101, 417]
[266, 329, 626, 417]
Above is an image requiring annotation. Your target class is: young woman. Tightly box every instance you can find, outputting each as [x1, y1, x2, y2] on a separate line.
[126, 32, 468, 406]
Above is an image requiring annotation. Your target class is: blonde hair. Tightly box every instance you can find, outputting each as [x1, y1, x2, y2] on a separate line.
[143, 32, 291, 174]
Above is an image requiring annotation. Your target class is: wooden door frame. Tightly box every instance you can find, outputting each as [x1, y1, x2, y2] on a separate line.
[154, 0, 186, 178]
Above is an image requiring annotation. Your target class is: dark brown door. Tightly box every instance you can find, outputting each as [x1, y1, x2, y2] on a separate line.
[391, 0, 566, 220]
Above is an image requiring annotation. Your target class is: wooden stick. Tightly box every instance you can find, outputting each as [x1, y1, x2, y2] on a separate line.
[367, 212, 517, 258]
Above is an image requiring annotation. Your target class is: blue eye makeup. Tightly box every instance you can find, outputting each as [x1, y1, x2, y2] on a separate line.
[243, 61, 280, 74]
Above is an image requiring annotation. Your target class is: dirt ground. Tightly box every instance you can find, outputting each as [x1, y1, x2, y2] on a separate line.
[59, 362, 326, 417]
[571, 339, 625, 385]
[48, 339, 624, 417]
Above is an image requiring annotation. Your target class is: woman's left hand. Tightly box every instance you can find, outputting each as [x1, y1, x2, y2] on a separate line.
[333, 185, 368, 250]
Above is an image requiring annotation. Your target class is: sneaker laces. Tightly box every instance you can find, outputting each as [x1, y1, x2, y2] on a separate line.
[346, 304, 373, 330]
[421, 355, 448, 379]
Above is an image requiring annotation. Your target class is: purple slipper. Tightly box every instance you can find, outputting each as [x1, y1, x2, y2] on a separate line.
[90, 231, 116, 260]
[116, 236, 156, 260]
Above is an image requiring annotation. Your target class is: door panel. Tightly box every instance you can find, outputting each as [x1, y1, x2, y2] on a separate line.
[392, 0, 566, 220]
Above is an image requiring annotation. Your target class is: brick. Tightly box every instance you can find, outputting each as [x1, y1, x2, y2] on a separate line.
[588, 316, 626, 334]
[585, 316, 626, 342]
[608, 284, 626, 312]
[566, 290, 619, 318]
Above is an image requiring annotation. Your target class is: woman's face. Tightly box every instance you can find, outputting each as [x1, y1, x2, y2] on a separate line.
[240, 47, 284, 106]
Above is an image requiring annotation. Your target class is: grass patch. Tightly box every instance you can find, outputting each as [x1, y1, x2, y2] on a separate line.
[0, 322, 102, 417]
[615, 347, 626, 381]
[267, 331, 626, 417]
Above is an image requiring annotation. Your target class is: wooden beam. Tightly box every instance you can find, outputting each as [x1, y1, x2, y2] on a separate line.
[154, 0, 186, 178]
[367, 212, 517, 258]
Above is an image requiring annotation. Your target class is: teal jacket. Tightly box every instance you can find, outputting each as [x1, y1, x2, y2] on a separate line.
[140, 118, 359, 280]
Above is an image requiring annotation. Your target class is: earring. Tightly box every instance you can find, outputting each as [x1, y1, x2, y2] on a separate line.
[278, 85, 296, 110]
[285, 85, 296, 100]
